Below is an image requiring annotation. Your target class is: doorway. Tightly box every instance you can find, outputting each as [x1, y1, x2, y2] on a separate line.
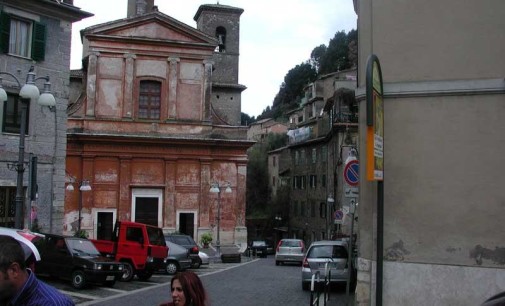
[94, 209, 116, 240]
[179, 213, 195, 237]
[131, 189, 162, 227]
[135, 197, 158, 227]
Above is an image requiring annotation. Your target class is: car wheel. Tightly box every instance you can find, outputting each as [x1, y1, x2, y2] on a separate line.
[275, 260, 280, 266]
[71, 270, 87, 289]
[165, 261, 179, 275]
[191, 258, 201, 269]
[137, 270, 153, 281]
[120, 262, 134, 282]
[302, 281, 310, 291]
[104, 280, 116, 287]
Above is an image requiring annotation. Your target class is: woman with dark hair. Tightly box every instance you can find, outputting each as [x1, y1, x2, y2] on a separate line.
[160, 271, 208, 306]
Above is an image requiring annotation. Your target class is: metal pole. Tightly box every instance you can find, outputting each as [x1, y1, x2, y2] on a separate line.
[78, 187, 82, 232]
[14, 98, 29, 229]
[346, 199, 355, 299]
[216, 189, 221, 257]
[377, 181, 384, 306]
[27, 153, 33, 230]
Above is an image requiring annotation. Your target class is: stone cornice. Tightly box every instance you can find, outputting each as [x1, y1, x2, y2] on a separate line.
[355, 78, 505, 100]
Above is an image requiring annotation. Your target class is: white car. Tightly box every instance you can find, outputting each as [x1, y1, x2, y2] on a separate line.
[198, 251, 210, 265]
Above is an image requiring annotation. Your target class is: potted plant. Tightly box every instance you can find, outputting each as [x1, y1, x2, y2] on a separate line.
[200, 232, 213, 248]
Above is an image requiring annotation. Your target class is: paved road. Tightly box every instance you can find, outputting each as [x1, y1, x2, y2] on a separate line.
[64, 255, 354, 306]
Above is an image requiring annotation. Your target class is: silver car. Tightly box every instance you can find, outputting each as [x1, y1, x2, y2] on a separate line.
[301, 240, 350, 290]
[164, 240, 192, 275]
[275, 238, 305, 266]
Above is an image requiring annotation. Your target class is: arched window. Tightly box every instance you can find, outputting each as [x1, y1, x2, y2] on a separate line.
[138, 80, 161, 119]
[215, 26, 226, 52]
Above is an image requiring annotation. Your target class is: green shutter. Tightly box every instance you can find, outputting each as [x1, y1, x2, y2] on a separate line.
[0, 12, 11, 54]
[31, 21, 46, 61]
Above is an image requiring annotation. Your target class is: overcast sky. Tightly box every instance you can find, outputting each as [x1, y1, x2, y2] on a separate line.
[70, 0, 357, 118]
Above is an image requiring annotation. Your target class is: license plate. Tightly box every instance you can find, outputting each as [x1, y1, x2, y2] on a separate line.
[106, 275, 115, 281]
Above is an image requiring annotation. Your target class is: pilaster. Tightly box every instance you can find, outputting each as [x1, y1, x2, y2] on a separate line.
[203, 60, 214, 121]
[167, 57, 180, 118]
[123, 53, 136, 118]
[86, 52, 100, 116]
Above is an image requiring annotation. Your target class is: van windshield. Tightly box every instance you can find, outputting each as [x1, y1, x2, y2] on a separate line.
[147, 227, 166, 246]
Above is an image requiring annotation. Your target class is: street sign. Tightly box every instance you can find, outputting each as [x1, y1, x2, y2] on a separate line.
[344, 187, 359, 198]
[334, 210, 344, 221]
[344, 160, 359, 186]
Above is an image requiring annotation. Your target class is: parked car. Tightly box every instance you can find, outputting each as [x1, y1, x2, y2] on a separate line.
[0, 227, 43, 270]
[199, 251, 210, 266]
[34, 234, 124, 289]
[275, 238, 305, 266]
[301, 240, 351, 291]
[250, 240, 268, 258]
[165, 234, 201, 268]
[164, 240, 192, 275]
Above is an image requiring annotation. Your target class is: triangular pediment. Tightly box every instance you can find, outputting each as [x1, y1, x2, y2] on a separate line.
[82, 11, 217, 45]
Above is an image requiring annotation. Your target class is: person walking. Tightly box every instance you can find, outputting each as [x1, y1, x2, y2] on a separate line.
[0, 235, 74, 306]
[160, 271, 208, 306]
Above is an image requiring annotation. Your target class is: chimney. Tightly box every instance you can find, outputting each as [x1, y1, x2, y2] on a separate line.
[127, 0, 155, 18]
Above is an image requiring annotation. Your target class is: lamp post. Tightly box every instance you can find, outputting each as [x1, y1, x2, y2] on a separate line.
[326, 195, 335, 239]
[66, 179, 92, 232]
[209, 182, 232, 257]
[274, 215, 282, 245]
[0, 66, 56, 229]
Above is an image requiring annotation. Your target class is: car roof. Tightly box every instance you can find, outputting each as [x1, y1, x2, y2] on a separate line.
[309, 240, 348, 247]
[0, 228, 43, 261]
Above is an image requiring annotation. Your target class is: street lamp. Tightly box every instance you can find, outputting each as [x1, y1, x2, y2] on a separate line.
[66, 179, 92, 232]
[0, 66, 56, 229]
[326, 195, 335, 238]
[209, 182, 232, 257]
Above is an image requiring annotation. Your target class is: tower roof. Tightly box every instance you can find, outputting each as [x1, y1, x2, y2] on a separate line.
[193, 4, 244, 21]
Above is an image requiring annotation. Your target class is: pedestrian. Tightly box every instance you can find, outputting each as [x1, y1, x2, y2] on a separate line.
[160, 271, 208, 306]
[0, 235, 75, 306]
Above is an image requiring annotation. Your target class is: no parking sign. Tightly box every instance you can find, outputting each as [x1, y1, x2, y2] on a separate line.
[344, 160, 359, 186]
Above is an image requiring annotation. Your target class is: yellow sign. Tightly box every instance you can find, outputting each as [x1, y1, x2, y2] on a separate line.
[366, 57, 384, 181]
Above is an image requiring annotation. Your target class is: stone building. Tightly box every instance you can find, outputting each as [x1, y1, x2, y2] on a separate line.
[355, 0, 505, 305]
[282, 70, 358, 246]
[65, 1, 252, 247]
[0, 0, 91, 232]
[247, 118, 288, 142]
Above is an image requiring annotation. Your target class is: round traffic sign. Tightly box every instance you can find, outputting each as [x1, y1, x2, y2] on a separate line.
[334, 210, 344, 220]
[344, 160, 359, 186]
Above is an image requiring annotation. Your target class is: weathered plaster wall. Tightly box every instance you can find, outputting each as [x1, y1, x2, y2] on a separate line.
[64, 143, 247, 246]
[383, 261, 505, 306]
[356, 0, 505, 304]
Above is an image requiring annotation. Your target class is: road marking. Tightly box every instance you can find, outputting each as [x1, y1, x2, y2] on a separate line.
[199, 259, 259, 277]
[60, 290, 100, 300]
[99, 287, 127, 293]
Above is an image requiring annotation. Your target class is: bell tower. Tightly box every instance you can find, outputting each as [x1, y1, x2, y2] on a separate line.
[194, 4, 246, 126]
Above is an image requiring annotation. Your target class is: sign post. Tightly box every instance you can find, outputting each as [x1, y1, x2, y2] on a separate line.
[366, 54, 384, 306]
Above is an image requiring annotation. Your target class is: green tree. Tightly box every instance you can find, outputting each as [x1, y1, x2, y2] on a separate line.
[310, 44, 327, 74]
[246, 133, 288, 216]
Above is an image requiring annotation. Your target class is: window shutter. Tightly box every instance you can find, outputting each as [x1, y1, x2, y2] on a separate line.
[31, 22, 46, 61]
[0, 12, 11, 54]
